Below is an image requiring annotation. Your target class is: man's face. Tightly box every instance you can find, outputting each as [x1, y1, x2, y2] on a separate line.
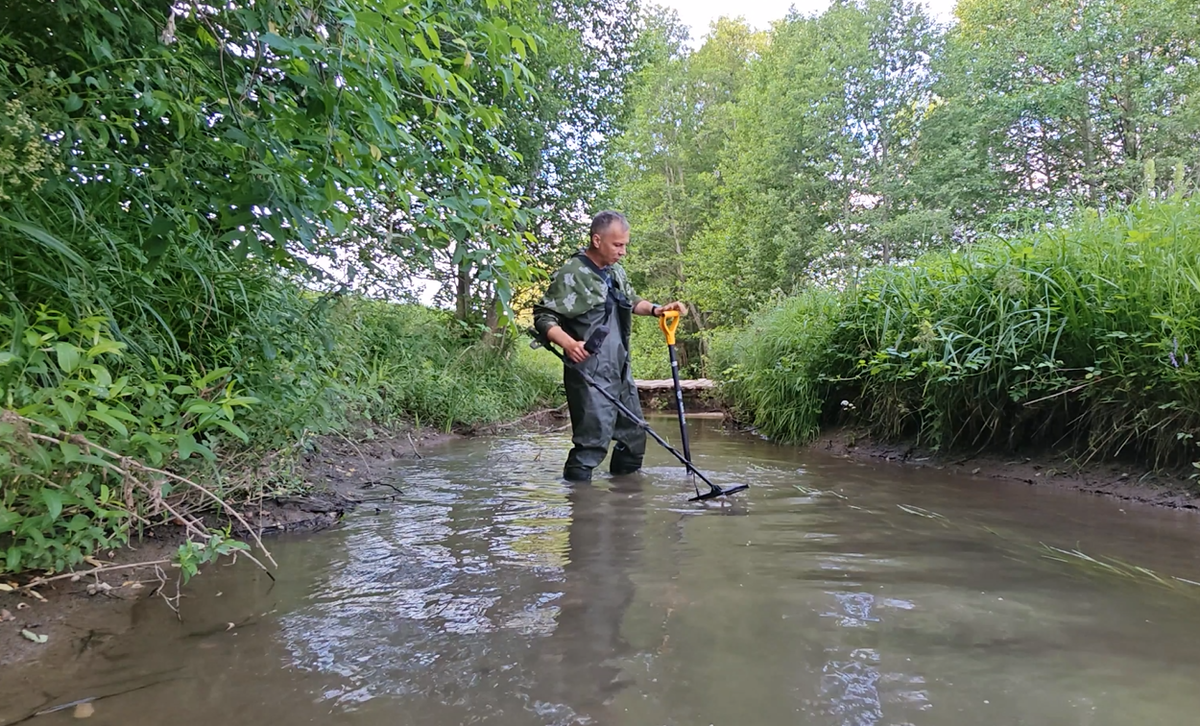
[591, 223, 629, 267]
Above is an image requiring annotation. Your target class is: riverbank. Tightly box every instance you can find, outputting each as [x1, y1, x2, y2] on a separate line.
[0, 415, 578, 672]
[711, 196, 1200, 496]
[7, 404, 1198, 678]
[12, 386, 1200, 674]
[803, 424, 1200, 511]
[9, 414, 1200, 725]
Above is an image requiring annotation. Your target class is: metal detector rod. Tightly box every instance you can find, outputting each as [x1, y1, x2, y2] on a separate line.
[668, 341, 692, 464]
[658, 311, 697, 495]
[667, 314, 696, 468]
[671, 343, 699, 497]
[529, 333, 722, 492]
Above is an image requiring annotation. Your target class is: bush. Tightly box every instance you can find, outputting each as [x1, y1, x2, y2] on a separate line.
[711, 289, 842, 443]
[716, 195, 1200, 469]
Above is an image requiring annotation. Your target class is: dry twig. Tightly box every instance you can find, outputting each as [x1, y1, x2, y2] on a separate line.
[19, 559, 174, 590]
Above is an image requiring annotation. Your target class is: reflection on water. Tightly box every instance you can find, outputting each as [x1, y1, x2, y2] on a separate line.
[270, 466, 647, 725]
[4, 418, 1200, 726]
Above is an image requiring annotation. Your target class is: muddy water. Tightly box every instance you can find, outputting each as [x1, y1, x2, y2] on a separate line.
[5, 417, 1200, 725]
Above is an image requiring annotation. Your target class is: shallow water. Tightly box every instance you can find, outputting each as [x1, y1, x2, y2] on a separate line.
[5, 417, 1200, 725]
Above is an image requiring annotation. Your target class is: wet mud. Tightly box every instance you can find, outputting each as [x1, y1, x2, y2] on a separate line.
[810, 425, 1200, 511]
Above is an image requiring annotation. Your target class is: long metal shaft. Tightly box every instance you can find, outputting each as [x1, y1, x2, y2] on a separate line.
[666, 342, 697, 495]
[667, 342, 692, 463]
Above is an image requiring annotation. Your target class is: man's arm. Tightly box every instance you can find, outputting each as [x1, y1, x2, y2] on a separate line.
[534, 305, 590, 363]
[633, 300, 688, 316]
[544, 324, 589, 363]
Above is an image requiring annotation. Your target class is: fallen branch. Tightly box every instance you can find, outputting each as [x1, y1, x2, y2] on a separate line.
[518, 403, 568, 422]
[11, 675, 186, 724]
[19, 559, 174, 590]
[481, 404, 570, 433]
[365, 481, 403, 495]
[334, 428, 375, 473]
[154, 562, 183, 615]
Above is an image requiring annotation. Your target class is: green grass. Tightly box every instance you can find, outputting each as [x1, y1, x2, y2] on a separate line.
[714, 194, 1200, 471]
[0, 232, 562, 576]
[336, 300, 564, 432]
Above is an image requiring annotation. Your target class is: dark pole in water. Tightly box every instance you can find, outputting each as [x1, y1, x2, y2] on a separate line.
[656, 311, 738, 502]
[663, 319, 694, 487]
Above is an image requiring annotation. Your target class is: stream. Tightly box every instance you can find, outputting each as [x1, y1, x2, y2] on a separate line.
[3, 416, 1200, 725]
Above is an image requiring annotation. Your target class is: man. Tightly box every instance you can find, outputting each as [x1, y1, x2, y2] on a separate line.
[533, 211, 688, 482]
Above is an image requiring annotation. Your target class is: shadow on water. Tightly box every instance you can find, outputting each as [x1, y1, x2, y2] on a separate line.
[5, 418, 1200, 726]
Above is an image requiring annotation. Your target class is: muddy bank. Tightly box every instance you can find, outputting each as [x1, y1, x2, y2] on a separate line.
[0, 424, 470, 673]
[807, 425, 1200, 511]
[252, 425, 463, 534]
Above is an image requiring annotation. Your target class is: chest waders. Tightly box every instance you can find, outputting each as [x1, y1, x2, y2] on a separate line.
[554, 265, 646, 481]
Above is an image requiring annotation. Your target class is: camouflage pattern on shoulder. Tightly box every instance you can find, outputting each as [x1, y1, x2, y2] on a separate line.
[536, 254, 609, 320]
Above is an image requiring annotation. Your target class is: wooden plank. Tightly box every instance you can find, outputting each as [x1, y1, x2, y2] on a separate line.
[635, 378, 716, 391]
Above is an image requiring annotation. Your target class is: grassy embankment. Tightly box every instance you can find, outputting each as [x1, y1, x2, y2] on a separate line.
[712, 195, 1200, 479]
[0, 239, 562, 578]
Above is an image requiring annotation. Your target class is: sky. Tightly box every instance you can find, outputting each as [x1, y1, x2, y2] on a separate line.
[658, 0, 959, 44]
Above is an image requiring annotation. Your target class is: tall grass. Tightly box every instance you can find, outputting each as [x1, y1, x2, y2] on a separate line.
[715, 195, 1200, 470]
[1, 228, 561, 575]
[335, 299, 562, 432]
[709, 290, 843, 443]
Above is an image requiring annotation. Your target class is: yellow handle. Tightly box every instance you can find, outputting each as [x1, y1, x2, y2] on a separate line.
[658, 309, 680, 346]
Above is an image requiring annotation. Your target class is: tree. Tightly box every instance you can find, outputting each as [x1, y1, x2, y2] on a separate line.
[690, 0, 940, 329]
[417, 0, 644, 332]
[608, 10, 763, 372]
[916, 0, 1200, 232]
[0, 0, 540, 347]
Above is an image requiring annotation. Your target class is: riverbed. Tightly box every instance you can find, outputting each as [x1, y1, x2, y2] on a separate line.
[3, 417, 1200, 725]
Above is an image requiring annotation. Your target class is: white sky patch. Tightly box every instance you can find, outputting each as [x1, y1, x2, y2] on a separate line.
[656, 0, 959, 45]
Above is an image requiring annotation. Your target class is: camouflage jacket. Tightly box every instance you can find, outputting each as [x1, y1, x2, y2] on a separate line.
[533, 252, 643, 343]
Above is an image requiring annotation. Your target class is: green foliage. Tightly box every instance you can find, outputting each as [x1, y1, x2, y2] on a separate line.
[710, 290, 843, 444]
[611, 11, 764, 374]
[0, 308, 259, 573]
[925, 0, 1200, 226]
[717, 195, 1200, 471]
[0, 297, 563, 577]
[607, 0, 1200, 345]
[626, 315, 676, 379]
[611, 0, 942, 339]
[405, 0, 645, 323]
[331, 301, 562, 431]
[1, 0, 540, 318]
[175, 531, 251, 585]
[0, 0, 577, 578]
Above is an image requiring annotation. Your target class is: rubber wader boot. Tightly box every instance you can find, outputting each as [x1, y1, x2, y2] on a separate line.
[563, 464, 594, 482]
[609, 442, 643, 476]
